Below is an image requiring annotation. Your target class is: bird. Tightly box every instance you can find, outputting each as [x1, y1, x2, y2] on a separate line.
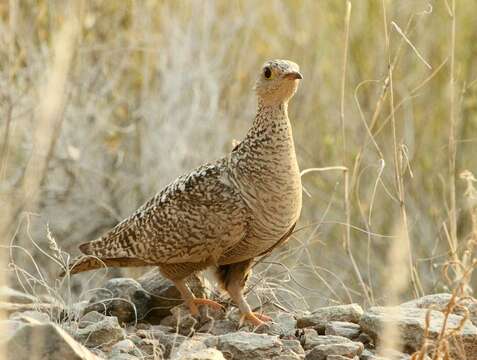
[64, 59, 303, 326]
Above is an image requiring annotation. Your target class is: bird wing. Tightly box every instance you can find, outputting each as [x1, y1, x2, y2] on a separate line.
[79, 159, 251, 264]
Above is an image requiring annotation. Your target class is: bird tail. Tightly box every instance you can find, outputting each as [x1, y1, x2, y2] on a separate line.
[59, 255, 150, 277]
[78, 235, 129, 258]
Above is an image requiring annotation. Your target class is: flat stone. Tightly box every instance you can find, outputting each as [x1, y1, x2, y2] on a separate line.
[136, 328, 187, 357]
[75, 311, 126, 348]
[199, 319, 237, 335]
[401, 293, 477, 326]
[167, 303, 225, 335]
[10, 310, 50, 323]
[171, 338, 226, 360]
[297, 328, 318, 350]
[78, 310, 107, 327]
[355, 332, 373, 347]
[274, 353, 303, 360]
[150, 324, 176, 333]
[160, 314, 177, 327]
[189, 348, 226, 360]
[0, 287, 37, 304]
[108, 354, 140, 360]
[360, 306, 477, 359]
[0, 320, 26, 342]
[256, 312, 297, 337]
[135, 338, 161, 357]
[299, 331, 352, 351]
[4, 322, 100, 360]
[360, 348, 413, 360]
[325, 321, 360, 339]
[304, 341, 363, 360]
[297, 304, 364, 332]
[84, 278, 151, 324]
[215, 331, 283, 360]
[110, 339, 141, 356]
[282, 339, 305, 355]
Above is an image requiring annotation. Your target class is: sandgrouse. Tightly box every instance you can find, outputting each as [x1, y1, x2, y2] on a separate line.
[65, 59, 303, 326]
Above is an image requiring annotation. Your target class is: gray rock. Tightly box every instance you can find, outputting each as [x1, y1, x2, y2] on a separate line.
[151, 324, 176, 333]
[90, 349, 107, 358]
[360, 348, 412, 360]
[327, 356, 359, 360]
[126, 334, 142, 345]
[256, 312, 297, 338]
[360, 349, 379, 360]
[60, 301, 90, 322]
[273, 312, 298, 336]
[166, 302, 225, 335]
[401, 293, 477, 326]
[304, 339, 363, 360]
[135, 338, 162, 357]
[109, 339, 142, 357]
[4, 322, 100, 360]
[360, 306, 477, 359]
[0, 286, 37, 304]
[160, 314, 177, 327]
[76, 311, 126, 347]
[111, 339, 136, 352]
[282, 339, 305, 355]
[137, 268, 206, 323]
[215, 331, 283, 359]
[78, 310, 107, 327]
[186, 348, 226, 360]
[11, 310, 51, 323]
[171, 338, 226, 360]
[84, 278, 151, 324]
[325, 321, 360, 340]
[195, 332, 219, 348]
[199, 319, 237, 335]
[297, 304, 364, 332]
[299, 331, 355, 352]
[274, 353, 303, 360]
[136, 328, 187, 357]
[0, 319, 26, 342]
[108, 354, 140, 360]
[297, 328, 319, 350]
[170, 338, 206, 356]
[355, 332, 373, 347]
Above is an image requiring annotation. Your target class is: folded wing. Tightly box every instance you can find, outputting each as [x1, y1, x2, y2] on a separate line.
[79, 160, 251, 265]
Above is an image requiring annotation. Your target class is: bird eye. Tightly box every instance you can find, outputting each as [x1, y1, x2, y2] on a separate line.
[263, 67, 272, 79]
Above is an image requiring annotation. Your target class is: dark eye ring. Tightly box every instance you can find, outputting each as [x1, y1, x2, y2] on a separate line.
[263, 67, 272, 79]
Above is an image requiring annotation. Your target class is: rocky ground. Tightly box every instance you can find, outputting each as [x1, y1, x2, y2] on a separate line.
[0, 269, 476, 360]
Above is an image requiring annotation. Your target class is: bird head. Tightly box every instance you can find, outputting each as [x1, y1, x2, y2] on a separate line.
[255, 59, 302, 106]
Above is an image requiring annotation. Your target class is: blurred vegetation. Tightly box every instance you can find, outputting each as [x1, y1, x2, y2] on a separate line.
[1, 0, 476, 308]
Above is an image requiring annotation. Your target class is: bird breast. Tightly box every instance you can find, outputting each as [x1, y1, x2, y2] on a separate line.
[229, 138, 302, 247]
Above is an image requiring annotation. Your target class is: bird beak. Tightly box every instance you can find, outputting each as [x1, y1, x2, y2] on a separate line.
[284, 71, 303, 80]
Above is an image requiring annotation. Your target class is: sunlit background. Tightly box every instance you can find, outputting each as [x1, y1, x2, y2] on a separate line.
[1, 0, 476, 316]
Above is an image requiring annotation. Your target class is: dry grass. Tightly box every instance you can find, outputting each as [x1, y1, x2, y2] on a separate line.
[0, 1, 477, 358]
[411, 171, 477, 359]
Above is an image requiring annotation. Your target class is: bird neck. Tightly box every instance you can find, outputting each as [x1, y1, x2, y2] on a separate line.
[245, 100, 292, 143]
[229, 99, 297, 168]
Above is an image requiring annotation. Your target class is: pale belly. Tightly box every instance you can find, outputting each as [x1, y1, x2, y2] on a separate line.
[218, 179, 302, 264]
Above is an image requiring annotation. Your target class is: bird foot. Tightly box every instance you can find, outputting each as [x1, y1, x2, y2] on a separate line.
[186, 298, 224, 316]
[240, 312, 272, 327]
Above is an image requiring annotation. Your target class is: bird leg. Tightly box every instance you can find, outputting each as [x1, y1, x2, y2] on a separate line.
[219, 261, 272, 327]
[174, 279, 223, 316]
[226, 280, 271, 327]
